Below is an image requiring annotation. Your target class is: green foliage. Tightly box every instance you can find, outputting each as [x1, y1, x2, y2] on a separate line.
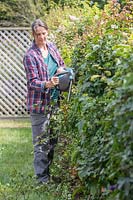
[0, 0, 129, 26]
[0, 0, 47, 26]
[52, 1, 133, 199]
[89, 0, 108, 9]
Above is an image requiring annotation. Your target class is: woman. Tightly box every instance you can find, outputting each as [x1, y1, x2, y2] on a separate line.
[23, 19, 65, 184]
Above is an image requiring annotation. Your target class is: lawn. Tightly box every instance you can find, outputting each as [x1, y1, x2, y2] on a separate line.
[0, 119, 72, 200]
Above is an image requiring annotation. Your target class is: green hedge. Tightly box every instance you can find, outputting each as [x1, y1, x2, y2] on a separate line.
[54, 1, 133, 199]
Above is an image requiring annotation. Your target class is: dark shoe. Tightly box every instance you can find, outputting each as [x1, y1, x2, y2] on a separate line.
[36, 175, 50, 185]
[51, 175, 62, 183]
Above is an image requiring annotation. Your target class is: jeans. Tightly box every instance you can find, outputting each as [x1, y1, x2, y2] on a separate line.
[30, 112, 58, 183]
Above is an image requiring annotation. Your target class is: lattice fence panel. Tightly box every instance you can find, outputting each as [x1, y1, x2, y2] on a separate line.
[0, 27, 32, 117]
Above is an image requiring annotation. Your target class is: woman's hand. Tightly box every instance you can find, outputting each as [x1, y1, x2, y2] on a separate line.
[45, 80, 54, 88]
[56, 67, 66, 74]
[51, 76, 59, 86]
[45, 76, 59, 89]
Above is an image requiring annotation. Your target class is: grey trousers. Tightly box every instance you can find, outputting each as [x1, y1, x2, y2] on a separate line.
[30, 112, 57, 183]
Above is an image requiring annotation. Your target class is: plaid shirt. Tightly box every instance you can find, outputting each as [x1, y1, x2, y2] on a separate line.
[23, 41, 65, 113]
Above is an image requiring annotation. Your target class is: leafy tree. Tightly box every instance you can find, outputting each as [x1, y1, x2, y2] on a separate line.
[0, 0, 46, 26]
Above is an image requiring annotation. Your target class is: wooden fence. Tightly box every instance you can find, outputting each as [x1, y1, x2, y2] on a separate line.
[0, 27, 32, 117]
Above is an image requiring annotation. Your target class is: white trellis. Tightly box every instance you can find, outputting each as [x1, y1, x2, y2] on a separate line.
[0, 27, 32, 117]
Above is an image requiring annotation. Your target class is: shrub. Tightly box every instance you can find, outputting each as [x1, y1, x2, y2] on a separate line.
[54, 1, 133, 199]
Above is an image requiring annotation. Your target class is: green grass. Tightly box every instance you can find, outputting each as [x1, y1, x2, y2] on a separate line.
[0, 118, 31, 128]
[0, 128, 33, 183]
[0, 120, 73, 200]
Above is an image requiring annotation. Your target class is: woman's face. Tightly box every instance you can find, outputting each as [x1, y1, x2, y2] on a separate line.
[33, 26, 48, 48]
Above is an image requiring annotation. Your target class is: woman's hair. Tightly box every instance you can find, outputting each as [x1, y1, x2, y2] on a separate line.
[31, 19, 48, 33]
